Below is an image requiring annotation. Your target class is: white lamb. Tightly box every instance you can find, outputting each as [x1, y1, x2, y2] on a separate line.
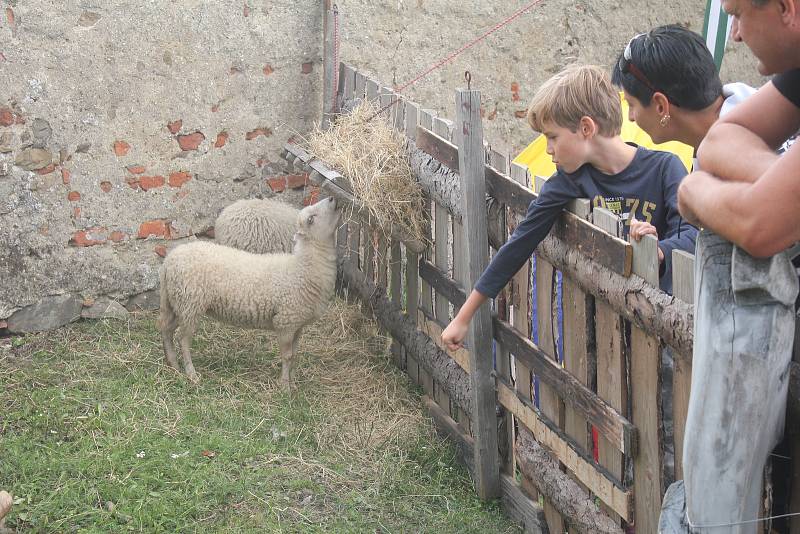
[158, 196, 340, 387]
[214, 197, 299, 254]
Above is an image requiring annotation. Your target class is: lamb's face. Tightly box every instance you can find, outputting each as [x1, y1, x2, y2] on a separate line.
[297, 196, 339, 243]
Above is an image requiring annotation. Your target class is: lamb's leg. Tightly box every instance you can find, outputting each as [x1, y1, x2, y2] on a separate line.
[278, 329, 299, 389]
[158, 286, 180, 371]
[178, 323, 200, 383]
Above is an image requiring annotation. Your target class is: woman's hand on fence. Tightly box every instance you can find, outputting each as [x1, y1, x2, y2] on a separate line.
[442, 318, 469, 352]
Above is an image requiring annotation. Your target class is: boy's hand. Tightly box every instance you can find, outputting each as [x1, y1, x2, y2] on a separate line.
[629, 216, 665, 262]
[442, 318, 469, 352]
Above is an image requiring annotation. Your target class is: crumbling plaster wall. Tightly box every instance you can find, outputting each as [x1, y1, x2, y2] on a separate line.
[0, 0, 321, 331]
[335, 0, 765, 156]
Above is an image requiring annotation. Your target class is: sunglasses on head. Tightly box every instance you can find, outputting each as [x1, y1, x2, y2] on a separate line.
[618, 33, 680, 106]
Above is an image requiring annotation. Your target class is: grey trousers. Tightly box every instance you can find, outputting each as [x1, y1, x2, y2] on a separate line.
[659, 231, 798, 533]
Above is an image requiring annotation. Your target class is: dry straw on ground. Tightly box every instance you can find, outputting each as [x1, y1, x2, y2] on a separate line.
[303, 100, 428, 245]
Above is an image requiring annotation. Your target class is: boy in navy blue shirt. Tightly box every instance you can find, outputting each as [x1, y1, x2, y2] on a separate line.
[442, 64, 696, 351]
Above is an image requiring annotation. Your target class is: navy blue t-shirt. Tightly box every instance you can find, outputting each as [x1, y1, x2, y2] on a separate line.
[475, 145, 697, 297]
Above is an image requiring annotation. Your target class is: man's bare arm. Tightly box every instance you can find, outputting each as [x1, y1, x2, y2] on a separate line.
[679, 141, 800, 257]
[697, 82, 800, 182]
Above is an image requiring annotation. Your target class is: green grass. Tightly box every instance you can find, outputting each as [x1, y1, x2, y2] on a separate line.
[0, 301, 521, 533]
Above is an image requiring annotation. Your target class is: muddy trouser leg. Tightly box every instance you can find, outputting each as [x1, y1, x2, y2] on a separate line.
[659, 231, 798, 533]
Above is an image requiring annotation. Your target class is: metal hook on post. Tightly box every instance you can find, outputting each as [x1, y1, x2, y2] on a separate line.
[464, 71, 472, 91]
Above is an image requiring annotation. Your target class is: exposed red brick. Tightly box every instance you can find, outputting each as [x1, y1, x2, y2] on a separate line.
[108, 231, 126, 243]
[35, 163, 57, 175]
[125, 176, 140, 189]
[214, 131, 229, 148]
[138, 175, 165, 191]
[0, 107, 13, 126]
[245, 127, 272, 140]
[167, 120, 182, 134]
[168, 171, 192, 188]
[177, 131, 205, 151]
[126, 165, 146, 174]
[267, 176, 286, 192]
[5, 7, 13, 27]
[154, 245, 167, 258]
[303, 186, 321, 206]
[286, 173, 309, 189]
[113, 140, 131, 156]
[514, 110, 527, 119]
[263, 64, 274, 76]
[100, 181, 112, 193]
[70, 227, 107, 247]
[67, 191, 81, 201]
[137, 220, 171, 239]
[211, 103, 220, 113]
[72, 207, 81, 219]
[0, 52, 6, 62]
[243, 3, 250, 17]
[61, 168, 71, 184]
[301, 62, 313, 74]
[511, 81, 521, 102]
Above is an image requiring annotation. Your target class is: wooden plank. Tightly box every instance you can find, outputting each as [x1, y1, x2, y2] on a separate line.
[497, 382, 633, 521]
[630, 234, 663, 534]
[434, 202, 450, 324]
[377, 233, 388, 289]
[454, 88, 499, 500]
[419, 259, 466, 308]
[418, 309, 470, 372]
[422, 396, 547, 533]
[404, 103, 422, 385]
[405, 101, 419, 140]
[321, 1, 336, 128]
[341, 64, 356, 104]
[563, 276, 593, 452]
[365, 77, 379, 102]
[416, 126, 460, 171]
[354, 69, 367, 99]
[390, 240, 403, 368]
[671, 249, 694, 482]
[593, 207, 627, 525]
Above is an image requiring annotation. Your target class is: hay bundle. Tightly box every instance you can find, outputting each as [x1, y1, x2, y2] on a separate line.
[304, 100, 428, 245]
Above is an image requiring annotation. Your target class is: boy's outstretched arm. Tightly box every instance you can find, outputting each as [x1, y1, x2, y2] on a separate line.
[441, 177, 573, 350]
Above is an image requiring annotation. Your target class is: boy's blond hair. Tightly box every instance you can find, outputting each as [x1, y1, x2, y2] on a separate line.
[527, 64, 622, 137]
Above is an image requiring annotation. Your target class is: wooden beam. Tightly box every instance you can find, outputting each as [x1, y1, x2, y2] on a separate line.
[516, 428, 626, 534]
[321, 1, 337, 128]
[497, 381, 632, 521]
[455, 87, 500, 500]
[417, 308, 470, 372]
[422, 396, 547, 533]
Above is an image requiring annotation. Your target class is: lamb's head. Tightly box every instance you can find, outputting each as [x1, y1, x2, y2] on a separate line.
[294, 196, 340, 246]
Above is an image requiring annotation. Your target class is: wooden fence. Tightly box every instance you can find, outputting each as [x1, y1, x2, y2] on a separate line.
[283, 55, 800, 533]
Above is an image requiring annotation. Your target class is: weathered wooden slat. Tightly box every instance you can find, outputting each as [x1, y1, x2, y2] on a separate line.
[321, 2, 336, 128]
[422, 396, 547, 533]
[516, 428, 626, 534]
[671, 249, 694, 481]
[417, 126, 460, 171]
[390, 240, 403, 367]
[418, 308, 470, 372]
[630, 234, 663, 534]
[497, 381, 632, 521]
[419, 259, 466, 307]
[454, 88, 499, 500]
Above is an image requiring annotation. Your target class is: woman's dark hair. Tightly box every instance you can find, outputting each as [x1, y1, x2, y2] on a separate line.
[612, 24, 723, 110]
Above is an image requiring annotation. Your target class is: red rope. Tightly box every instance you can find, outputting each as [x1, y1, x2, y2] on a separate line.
[394, 0, 545, 94]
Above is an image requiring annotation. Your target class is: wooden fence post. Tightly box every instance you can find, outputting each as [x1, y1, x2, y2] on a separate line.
[455, 87, 499, 500]
[631, 234, 663, 533]
[322, 0, 336, 129]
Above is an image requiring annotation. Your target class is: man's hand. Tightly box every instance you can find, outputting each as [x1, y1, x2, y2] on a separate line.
[677, 171, 713, 227]
[629, 217, 664, 262]
[442, 318, 469, 352]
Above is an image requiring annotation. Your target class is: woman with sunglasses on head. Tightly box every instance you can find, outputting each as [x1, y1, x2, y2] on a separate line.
[612, 24, 755, 158]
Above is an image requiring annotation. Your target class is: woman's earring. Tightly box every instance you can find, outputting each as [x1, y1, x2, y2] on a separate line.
[660, 114, 671, 127]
